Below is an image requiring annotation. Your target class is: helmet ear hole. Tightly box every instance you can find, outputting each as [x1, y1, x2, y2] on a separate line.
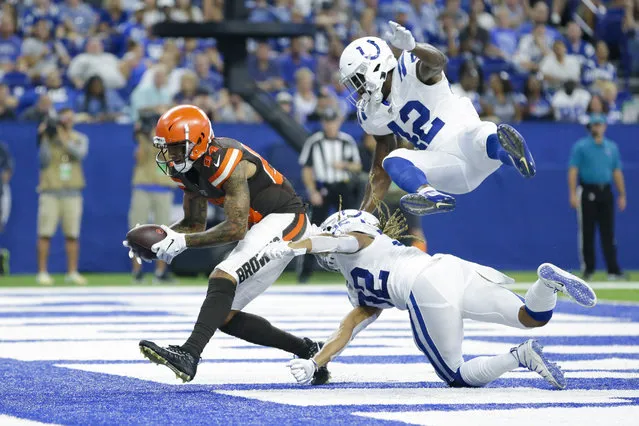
[373, 64, 380, 72]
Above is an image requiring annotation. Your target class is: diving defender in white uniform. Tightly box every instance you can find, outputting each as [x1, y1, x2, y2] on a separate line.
[341, 22, 537, 215]
[261, 210, 597, 389]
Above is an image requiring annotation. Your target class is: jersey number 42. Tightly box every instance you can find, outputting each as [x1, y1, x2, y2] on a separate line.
[351, 267, 393, 307]
[388, 101, 445, 150]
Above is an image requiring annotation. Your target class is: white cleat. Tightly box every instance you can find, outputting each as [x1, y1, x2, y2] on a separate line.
[511, 339, 566, 390]
[36, 272, 54, 286]
[65, 272, 87, 286]
[538, 263, 597, 308]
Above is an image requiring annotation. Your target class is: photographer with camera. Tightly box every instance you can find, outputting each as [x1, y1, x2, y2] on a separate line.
[36, 108, 88, 286]
[128, 113, 176, 283]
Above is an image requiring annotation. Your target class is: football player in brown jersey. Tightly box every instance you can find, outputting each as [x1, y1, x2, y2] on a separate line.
[125, 105, 328, 384]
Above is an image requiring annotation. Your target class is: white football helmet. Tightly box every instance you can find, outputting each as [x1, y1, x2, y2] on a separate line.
[339, 37, 397, 109]
[314, 210, 381, 272]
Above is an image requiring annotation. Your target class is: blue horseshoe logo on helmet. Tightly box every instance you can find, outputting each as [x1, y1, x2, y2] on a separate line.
[356, 39, 381, 60]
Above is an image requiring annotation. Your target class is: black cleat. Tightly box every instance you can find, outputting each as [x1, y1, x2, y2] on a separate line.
[139, 340, 199, 382]
[301, 337, 330, 385]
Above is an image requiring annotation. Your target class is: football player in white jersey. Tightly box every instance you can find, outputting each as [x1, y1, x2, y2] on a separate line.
[341, 22, 537, 215]
[260, 210, 597, 389]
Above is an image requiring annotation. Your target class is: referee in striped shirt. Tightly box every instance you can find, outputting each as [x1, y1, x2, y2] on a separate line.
[298, 108, 362, 281]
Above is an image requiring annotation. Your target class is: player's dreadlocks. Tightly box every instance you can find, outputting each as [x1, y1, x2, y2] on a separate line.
[336, 174, 424, 244]
[369, 184, 412, 241]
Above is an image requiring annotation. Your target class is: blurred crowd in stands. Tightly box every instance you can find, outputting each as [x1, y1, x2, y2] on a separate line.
[0, 0, 637, 126]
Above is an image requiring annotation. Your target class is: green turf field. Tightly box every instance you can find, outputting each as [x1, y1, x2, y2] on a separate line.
[1, 271, 638, 302]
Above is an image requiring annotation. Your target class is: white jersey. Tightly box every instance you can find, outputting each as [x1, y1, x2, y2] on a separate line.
[357, 51, 480, 151]
[334, 234, 435, 310]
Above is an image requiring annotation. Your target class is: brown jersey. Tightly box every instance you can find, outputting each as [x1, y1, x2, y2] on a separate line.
[170, 137, 305, 226]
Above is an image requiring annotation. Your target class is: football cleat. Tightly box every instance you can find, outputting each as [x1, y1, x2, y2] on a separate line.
[400, 187, 456, 216]
[139, 340, 199, 383]
[497, 124, 536, 178]
[538, 263, 597, 308]
[511, 339, 566, 390]
[301, 337, 330, 385]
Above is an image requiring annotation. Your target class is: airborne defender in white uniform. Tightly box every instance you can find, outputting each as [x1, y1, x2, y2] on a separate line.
[341, 22, 537, 215]
[261, 210, 597, 388]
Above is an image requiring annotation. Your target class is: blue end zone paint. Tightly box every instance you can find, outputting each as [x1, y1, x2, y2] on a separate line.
[1, 358, 638, 425]
[1, 293, 638, 424]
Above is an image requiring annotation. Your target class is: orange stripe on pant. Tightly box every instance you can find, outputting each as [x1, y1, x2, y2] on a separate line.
[283, 214, 305, 241]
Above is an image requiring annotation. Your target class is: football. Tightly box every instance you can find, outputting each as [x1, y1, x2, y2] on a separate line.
[126, 224, 167, 261]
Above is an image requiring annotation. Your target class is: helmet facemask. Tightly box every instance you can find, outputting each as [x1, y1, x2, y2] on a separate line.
[341, 62, 387, 109]
[154, 137, 197, 176]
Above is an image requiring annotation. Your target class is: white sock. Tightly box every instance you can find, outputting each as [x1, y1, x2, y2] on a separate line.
[459, 352, 519, 387]
[525, 279, 557, 313]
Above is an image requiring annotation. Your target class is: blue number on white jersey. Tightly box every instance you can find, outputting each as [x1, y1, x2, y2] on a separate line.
[350, 267, 394, 308]
[387, 101, 445, 150]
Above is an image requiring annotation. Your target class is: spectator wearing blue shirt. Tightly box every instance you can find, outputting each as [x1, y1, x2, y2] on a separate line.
[248, 41, 285, 94]
[119, 5, 147, 56]
[314, 1, 349, 55]
[20, 0, 60, 37]
[98, 0, 130, 34]
[391, 3, 424, 43]
[518, 1, 560, 42]
[39, 68, 76, 111]
[21, 19, 71, 81]
[58, 0, 98, 36]
[415, 0, 442, 39]
[270, 0, 292, 23]
[568, 114, 627, 281]
[503, 0, 526, 29]
[249, 0, 275, 23]
[180, 38, 209, 70]
[279, 37, 316, 87]
[193, 52, 223, 94]
[521, 75, 553, 121]
[564, 21, 595, 66]
[75, 75, 126, 122]
[487, 7, 519, 60]
[119, 41, 148, 100]
[582, 41, 617, 89]
[431, 11, 460, 57]
[0, 15, 21, 74]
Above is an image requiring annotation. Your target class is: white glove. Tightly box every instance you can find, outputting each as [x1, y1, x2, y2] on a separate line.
[384, 20, 416, 51]
[258, 240, 306, 261]
[287, 358, 317, 385]
[122, 224, 151, 265]
[151, 225, 187, 264]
